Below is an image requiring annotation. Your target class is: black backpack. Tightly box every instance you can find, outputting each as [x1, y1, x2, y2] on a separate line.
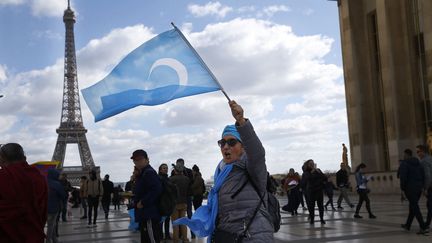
[265, 189, 282, 232]
[254, 174, 281, 232]
[232, 171, 281, 233]
[158, 178, 178, 217]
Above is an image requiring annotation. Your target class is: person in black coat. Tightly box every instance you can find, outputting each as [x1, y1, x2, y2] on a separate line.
[399, 149, 428, 234]
[158, 163, 172, 240]
[102, 174, 114, 219]
[59, 173, 72, 222]
[131, 149, 162, 243]
[112, 185, 123, 210]
[303, 159, 327, 224]
[324, 175, 338, 211]
[336, 163, 354, 209]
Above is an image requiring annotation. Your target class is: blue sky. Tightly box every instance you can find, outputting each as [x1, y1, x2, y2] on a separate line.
[0, 0, 348, 182]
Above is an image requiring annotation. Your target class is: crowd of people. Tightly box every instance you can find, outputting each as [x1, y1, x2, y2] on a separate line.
[1, 101, 432, 243]
[278, 145, 432, 236]
[280, 161, 373, 225]
[124, 154, 206, 242]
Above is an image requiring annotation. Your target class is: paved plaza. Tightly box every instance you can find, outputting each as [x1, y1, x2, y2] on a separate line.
[56, 194, 431, 242]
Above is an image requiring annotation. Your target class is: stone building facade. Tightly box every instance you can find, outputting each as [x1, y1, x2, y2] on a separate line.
[336, 0, 432, 177]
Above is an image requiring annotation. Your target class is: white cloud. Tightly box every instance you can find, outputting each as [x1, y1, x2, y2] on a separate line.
[257, 109, 349, 174]
[1, 18, 346, 182]
[181, 22, 193, 33]
[30, 0, 67, 17]
[259, 5, 290, 18]
[187, 18, 339, 97]
[0, 60, 64, 120]
[77, 25, 155, 86]
[0, 0, 24, 6]
[0, 115, 17, 133]
[188, 1, 233, 18]
[0, 0, 69, 17]
[0, 64, 7, 82]
[238, 6, 255, 13]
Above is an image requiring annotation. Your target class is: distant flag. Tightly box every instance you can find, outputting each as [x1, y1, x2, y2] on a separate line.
[82, 23, 229, 122]
[31, 161, 60, 177]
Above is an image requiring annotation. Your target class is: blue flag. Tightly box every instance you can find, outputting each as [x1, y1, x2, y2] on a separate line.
[82, 28, 221, 122]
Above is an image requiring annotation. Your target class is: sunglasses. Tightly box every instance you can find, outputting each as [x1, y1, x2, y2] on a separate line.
[217, 138, 240, 148]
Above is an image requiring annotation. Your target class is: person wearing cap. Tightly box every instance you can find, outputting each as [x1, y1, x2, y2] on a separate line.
[131, 149, 162, 243]
[174, 101, 274, 242]
[0, 143, 48, 242]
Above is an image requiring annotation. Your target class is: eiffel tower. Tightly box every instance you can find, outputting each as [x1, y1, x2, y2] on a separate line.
[52, 1, 98, 185]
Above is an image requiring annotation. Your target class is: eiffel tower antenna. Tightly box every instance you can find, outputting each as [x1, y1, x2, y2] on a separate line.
[52, 2, 97, 181]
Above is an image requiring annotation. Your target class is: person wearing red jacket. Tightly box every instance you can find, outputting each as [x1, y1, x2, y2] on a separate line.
[0, 143, 48, 243]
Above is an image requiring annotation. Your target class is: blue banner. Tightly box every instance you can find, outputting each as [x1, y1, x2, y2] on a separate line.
[82, 28, 221, 122]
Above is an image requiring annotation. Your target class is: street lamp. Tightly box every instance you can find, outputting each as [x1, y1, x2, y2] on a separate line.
[0, 95, 3, 98]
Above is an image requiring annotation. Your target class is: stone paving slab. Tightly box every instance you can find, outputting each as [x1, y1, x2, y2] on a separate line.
[55, 194, 431, 242]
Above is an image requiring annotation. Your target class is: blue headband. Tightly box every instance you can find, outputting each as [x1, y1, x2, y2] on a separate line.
[222, 125, 242, 142]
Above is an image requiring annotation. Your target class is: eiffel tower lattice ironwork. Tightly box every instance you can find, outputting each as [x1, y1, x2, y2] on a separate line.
[52, 1, 95, 171]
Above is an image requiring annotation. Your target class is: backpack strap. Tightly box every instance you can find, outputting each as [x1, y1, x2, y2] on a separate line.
[246, 172, 266, 205]
[245, 172, 278, 233]
[231, 170, 266, 239]
[230, 179, 248, 199]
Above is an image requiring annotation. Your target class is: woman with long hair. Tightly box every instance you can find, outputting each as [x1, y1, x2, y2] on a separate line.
[353, 163, 376, 219]
[303, 160, 327, 224]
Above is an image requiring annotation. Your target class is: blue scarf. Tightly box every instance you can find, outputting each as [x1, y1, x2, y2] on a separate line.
[173, 161, 233, 242]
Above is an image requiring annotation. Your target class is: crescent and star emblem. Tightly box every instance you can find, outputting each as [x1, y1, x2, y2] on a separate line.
[147, 58, 188, 89]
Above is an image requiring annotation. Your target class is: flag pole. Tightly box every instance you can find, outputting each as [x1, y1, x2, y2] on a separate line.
[171, 22, 231, 102]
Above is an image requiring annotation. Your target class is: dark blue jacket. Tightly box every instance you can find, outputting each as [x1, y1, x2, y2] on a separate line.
[47, 169, 67, 214]
[133, 164, 162, 222]
[399, 157, 424, 192]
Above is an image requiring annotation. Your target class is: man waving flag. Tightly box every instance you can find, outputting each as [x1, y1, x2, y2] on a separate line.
[82, 24, 228, 122]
